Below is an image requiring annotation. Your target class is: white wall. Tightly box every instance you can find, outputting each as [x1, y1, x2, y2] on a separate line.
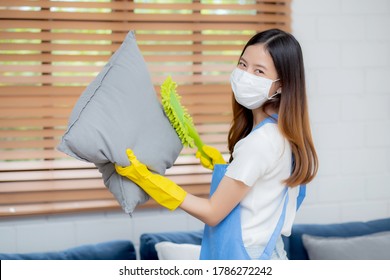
[1, 0, 389, 256]
[292, 0, 390, 223]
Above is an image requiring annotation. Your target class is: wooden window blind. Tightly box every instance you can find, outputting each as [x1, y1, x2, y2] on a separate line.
[0, 0, 291, 217]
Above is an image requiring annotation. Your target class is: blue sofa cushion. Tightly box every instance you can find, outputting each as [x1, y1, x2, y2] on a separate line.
[140, 230, 203, 260]
[288, 217, 390, 260]
[0, 240, 136, 260]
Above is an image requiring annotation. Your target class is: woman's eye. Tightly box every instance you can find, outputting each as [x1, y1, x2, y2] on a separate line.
[238, 61, 246, 68]
[254, 69, 264, 75]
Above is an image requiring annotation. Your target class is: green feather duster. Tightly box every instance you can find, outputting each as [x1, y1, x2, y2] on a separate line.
[160, 76, 198, 148]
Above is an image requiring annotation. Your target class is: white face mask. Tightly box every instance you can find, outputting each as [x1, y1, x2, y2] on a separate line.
[230, 68, 280, 110]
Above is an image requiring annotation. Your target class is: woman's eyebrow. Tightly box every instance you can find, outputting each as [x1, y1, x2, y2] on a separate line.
[254, 63, 268, 70]
[239, 57, 247, 63]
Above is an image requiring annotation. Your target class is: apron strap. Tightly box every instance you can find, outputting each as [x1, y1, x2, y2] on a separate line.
[259, 188, 289, 259]
[259, 183, 305, 259]
[297, 184, 306, 210]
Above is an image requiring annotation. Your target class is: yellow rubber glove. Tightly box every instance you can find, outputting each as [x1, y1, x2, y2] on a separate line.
[115, 149, 187, 211]
[196, 145, 226, 170]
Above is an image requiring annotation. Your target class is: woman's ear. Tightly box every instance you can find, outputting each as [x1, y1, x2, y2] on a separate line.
[276, 87, 282, 94]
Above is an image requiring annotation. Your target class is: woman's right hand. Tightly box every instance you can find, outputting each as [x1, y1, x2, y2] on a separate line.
[196, 145, 226, 170]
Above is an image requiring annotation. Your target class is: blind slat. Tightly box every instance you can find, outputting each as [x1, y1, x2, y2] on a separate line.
[1, 0, 290, 12]
[0, 20, 290, 32]
[0, 179, 104, 192]
[0, 189, 113, 204]
[1, 42, 244, 52]
[0, 64, 233, 74]
[0, 31, 252, 42]
[0, 11, 289, 24]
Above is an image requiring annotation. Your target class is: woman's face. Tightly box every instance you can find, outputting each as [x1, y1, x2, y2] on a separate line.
[237, 44, 281, 96]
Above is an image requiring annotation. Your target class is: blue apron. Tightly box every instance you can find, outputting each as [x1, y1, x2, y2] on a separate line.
[199, 115, 306, 260]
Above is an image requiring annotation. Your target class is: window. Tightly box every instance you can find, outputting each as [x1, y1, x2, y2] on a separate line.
[0, 0, 291, 217]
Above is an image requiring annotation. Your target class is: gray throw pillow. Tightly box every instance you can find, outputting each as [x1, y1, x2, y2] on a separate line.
[57, 31, 183, 214]
[302, 231, 390, 260]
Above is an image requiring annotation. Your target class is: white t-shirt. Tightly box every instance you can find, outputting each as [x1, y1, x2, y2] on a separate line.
[225, 122, 299, 249]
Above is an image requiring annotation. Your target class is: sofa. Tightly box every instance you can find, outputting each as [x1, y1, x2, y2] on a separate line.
[140, 217, 390, 260]
[1, 217, 389, 260]
[0, 240, 136, 260]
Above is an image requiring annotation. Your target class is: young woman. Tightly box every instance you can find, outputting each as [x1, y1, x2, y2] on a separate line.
[115, 29, 318, 260]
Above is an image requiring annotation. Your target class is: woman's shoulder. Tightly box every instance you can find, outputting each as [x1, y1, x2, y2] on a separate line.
[249, 122, 285, 148]
[234, 122, 287, 157]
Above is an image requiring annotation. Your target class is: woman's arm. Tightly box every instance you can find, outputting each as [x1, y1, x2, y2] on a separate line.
[179, 176, 250, 226]
[115, 149, 250, 222]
